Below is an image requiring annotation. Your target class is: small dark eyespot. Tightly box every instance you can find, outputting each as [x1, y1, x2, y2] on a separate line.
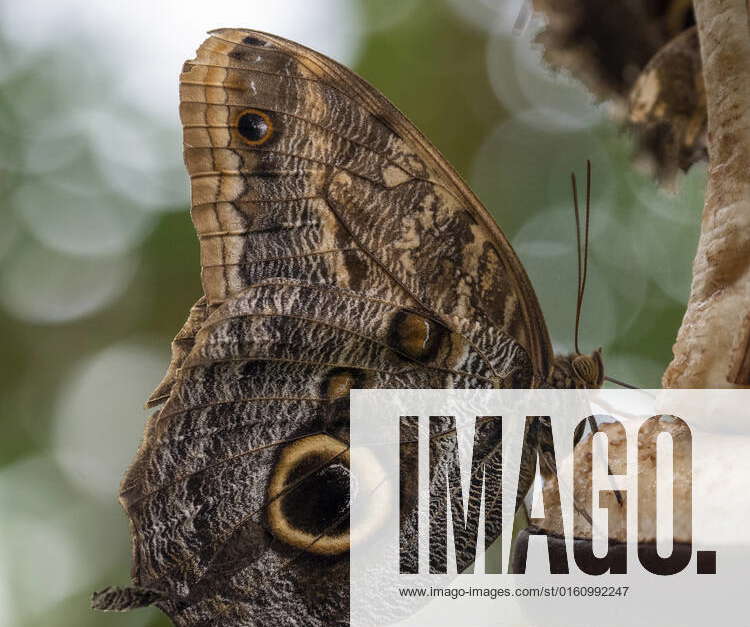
[388, 310, 449, 363]
[321, 367, 366, 401]
[242, 36, 267, 46]
[237, 109, 273, 145]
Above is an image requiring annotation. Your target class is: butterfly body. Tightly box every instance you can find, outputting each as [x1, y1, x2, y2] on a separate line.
[93, 29, 603, 626]
[548, 349, 604, 390]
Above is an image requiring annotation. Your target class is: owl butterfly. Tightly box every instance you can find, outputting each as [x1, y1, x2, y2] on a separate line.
[92, 29, 604, 626]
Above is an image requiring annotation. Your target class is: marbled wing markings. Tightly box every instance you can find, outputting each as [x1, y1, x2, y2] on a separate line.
[123, 279, 526, 603]
[148, 297, 209, 408]
[178, 30, 553, 380]
[110, 27, 560, 627]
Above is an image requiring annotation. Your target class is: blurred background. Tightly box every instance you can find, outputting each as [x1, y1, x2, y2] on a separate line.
[0, 1, 704, 625]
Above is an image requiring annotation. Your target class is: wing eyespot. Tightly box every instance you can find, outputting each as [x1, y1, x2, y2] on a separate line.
[266, 433, 392, 557]
[236, 108, 274, 145]
[388, 310, 450, 363]
[241, 35, 267, 46]
[322, 367, 368, 401]
[267, 434, 351, 556]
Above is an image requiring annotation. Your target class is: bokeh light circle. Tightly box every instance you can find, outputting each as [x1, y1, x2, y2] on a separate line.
[486, 21, 604, 132]
[13, 180, 154, 257]
[53, 342, 168, 502]
[0, 244, 135, 324]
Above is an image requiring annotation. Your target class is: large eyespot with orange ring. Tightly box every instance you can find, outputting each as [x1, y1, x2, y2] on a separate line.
[266, 434, 390, 556]
[267, 434, 350, 555]
[236, 108, 274, 145]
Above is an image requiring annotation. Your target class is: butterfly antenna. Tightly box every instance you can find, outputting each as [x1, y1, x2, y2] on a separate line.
[575, 167, 623, 506]
[573, 165, 638, 394]
[582, 160, 592, 328]
[571, 161, 593, 356]
[604, 375, 639, 389]
[571, 172, 583, 354]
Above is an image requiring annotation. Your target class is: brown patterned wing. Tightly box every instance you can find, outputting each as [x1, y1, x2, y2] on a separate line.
[115, 279, 532, 625]
[146, 297, 209, 408]
[179, 28, 553, 381]
[98, 28, 553, 626]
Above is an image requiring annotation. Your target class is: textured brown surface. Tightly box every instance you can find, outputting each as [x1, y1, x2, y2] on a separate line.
[96, 29, 603, 626]
[179, 29, 554, 373]
[663, 0, 750, 388]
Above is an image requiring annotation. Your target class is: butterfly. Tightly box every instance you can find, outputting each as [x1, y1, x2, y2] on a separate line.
[91, 29, 604, 626]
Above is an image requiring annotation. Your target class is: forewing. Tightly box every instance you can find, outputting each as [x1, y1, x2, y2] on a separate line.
[180, 28, 553, 380]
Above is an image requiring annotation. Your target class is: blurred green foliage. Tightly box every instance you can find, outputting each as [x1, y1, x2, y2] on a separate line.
[0, 1, 702, 625]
